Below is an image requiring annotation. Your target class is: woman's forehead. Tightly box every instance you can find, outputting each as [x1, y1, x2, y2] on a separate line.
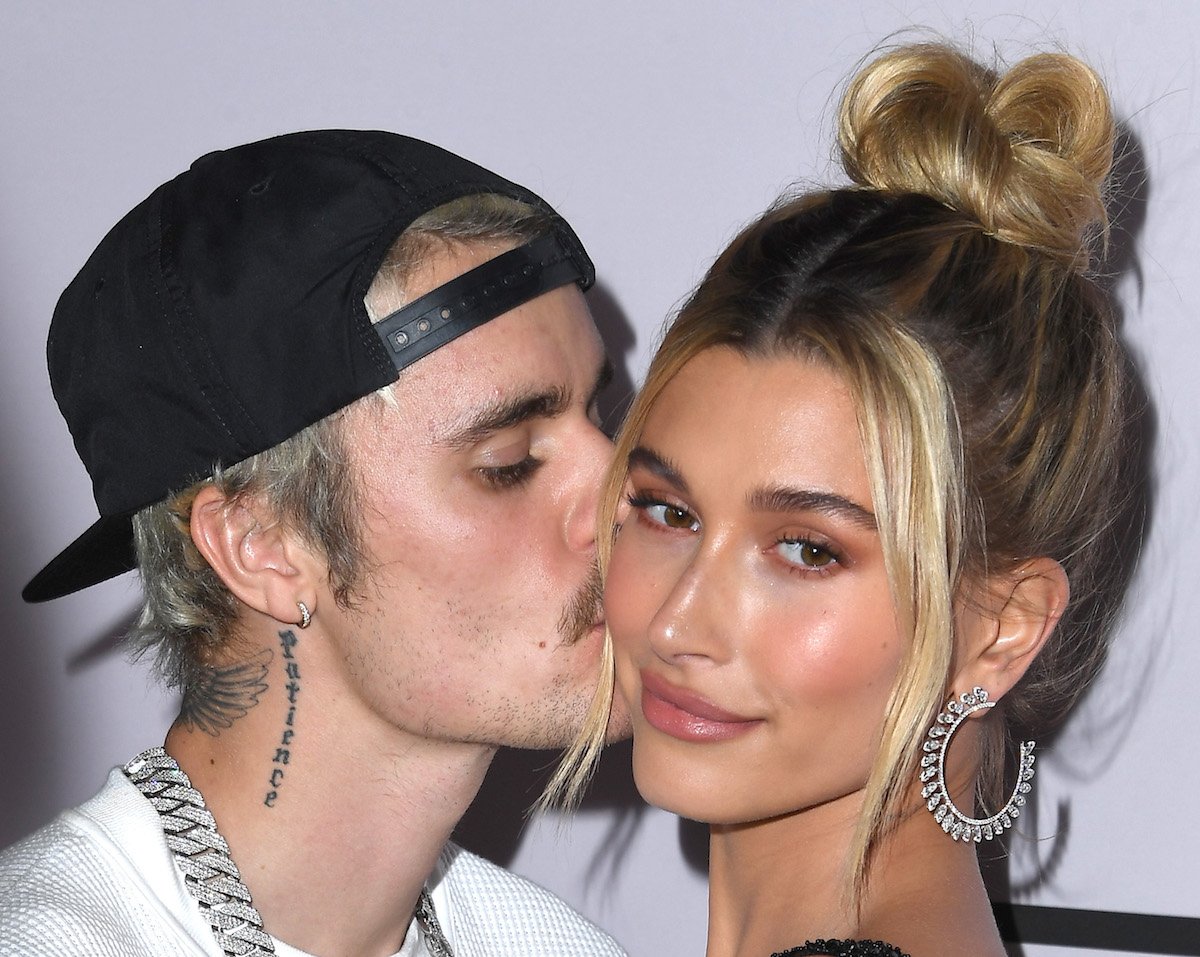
[638, 349, 873, 508]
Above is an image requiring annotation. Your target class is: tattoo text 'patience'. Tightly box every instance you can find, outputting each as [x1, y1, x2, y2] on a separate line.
[264, 629, 301, 807]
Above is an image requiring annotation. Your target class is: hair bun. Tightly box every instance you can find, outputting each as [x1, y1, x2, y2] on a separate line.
[837, 43, 1115, 269]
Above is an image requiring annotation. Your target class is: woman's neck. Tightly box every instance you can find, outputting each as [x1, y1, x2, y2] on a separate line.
[703, 791, 1007, 957]
[705, 791, 861, 957]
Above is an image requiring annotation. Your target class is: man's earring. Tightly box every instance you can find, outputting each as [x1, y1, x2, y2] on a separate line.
[921, 686, 1035, 842]
[297, 601, 312, 630]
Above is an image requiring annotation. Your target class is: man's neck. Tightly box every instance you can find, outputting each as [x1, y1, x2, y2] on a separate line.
[163, 624, 495, 957]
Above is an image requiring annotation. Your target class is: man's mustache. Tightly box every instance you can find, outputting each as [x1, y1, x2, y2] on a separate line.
[558, 561, 603, 646]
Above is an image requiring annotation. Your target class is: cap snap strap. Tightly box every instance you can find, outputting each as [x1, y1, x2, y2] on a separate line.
[373, 232, 588, 373]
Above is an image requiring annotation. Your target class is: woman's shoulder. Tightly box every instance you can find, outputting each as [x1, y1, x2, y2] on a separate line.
[773, 940, 910, 957]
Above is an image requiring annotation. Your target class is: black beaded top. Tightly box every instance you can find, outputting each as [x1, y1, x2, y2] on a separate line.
[773, 940, 910, 957]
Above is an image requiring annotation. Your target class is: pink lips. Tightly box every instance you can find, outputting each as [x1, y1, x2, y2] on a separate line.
[639, 670, 762, 742]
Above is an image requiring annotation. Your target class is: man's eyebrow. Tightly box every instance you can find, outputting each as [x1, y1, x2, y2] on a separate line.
[627, 446, 690, 496]
[441, 386, 570, 450]
[748, 486, 878, 530]
[440, 357, 612, 450]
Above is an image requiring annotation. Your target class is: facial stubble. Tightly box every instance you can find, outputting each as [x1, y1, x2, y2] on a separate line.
[558, 559, 603, 646]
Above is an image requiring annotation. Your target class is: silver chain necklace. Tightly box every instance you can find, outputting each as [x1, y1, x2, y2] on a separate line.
[124, 747, 454, 957]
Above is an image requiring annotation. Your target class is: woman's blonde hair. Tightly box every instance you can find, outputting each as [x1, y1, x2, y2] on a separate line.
[552, 42, 1129, 906]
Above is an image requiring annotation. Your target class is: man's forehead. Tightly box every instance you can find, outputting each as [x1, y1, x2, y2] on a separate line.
[369, 230, 595, 380]
[378, 284, 602, 441]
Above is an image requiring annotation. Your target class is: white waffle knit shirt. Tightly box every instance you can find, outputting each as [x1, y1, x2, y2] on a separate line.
[0, 768, 626, 957]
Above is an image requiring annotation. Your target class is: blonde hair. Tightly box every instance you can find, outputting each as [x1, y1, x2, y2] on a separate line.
[556, 42, 1128, 904]
[131, 194, 554, 692]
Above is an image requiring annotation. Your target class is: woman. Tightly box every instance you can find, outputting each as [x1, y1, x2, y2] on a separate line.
[555, 41, 1130, 956]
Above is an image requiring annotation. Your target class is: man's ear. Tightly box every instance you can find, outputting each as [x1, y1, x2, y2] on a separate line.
[189, 484, 319, 627]
[952, 557, 1070, 704]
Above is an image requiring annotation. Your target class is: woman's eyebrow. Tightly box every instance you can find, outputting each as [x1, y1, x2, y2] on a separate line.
[627, 446, 690, 495]
[748, 485, 878, 530]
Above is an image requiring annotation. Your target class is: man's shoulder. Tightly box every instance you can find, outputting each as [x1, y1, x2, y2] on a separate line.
[0, 809, 93, 899]
[0, 813, 150, 955]
[439, 843, 627, 957]
[0, 770, 208, 957]
[0, 796, 120, 923]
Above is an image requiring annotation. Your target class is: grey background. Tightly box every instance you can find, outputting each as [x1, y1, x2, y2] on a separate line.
[2, 3, 1197, 956]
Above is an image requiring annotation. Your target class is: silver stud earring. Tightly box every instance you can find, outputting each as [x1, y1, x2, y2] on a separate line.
[297, 601, 311, 630]
[921, 686, 1035, 842]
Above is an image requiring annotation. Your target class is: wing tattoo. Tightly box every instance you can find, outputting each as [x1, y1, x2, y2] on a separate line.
[179, 649, 272, 736]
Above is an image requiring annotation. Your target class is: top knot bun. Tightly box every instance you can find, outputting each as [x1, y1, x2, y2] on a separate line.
[838, 43, 1115, 270]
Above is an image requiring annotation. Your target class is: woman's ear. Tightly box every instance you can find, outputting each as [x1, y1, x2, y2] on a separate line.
[952, 557, 1070, 704]
[189, 484, 319, 627]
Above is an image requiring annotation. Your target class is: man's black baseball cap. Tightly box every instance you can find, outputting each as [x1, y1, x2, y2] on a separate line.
[23, 129, 594, 603]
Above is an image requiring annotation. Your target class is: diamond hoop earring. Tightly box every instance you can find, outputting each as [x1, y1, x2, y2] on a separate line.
[297, 601, 312, 630]
[921, 686, 1034, 842]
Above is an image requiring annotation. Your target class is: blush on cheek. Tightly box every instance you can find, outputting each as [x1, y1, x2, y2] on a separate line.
[766, 610, 902, 701]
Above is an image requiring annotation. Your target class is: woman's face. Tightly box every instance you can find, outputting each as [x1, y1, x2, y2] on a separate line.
[605, 347, 904, 825]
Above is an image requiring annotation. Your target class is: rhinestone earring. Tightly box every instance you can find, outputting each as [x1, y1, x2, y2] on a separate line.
[920, 686, 1035, 842]
[296, 601, 312, 629]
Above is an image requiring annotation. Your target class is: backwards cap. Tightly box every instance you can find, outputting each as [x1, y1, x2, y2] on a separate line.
[24, 129, 593, 602]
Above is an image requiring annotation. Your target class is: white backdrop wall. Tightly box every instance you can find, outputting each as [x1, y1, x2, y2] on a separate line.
[2, 4, 1197, 957]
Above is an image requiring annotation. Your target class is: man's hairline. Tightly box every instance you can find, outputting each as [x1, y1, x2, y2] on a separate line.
[364, 232, 525, 324]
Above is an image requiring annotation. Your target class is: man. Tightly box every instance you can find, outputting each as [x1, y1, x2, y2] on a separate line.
[1, 130, 626, 957]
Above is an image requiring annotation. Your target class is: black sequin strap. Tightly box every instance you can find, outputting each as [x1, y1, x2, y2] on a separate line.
[773, 940, 910, 957]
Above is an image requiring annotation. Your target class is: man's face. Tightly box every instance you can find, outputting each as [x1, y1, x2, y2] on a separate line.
[322, 241, 613, 751]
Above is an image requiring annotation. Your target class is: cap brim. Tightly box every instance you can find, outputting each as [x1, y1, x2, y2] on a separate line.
[23, 513, 138, 603]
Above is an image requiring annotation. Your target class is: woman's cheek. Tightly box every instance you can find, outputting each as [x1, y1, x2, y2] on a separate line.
[605, 530, 653, 657]
[740, 577, 900, 699]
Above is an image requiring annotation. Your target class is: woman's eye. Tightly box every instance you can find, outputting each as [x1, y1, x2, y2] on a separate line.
[479, 456, 542, 489]
[653, 504, 698, 530]
[628, 495, 699, 531]
[777, 538, 838, 570]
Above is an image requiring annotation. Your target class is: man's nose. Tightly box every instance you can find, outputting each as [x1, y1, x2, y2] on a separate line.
[564, 420, 616, 554]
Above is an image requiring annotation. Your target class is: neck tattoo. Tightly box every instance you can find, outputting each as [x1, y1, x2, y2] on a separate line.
[264, 628, 301, 808]
[124, 747, 454, 957]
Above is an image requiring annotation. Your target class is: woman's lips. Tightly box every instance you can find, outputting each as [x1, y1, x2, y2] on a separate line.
[639, 670, 762, 742]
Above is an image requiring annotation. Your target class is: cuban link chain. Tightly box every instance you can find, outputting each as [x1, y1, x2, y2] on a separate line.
[124, 747, 454, 957]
